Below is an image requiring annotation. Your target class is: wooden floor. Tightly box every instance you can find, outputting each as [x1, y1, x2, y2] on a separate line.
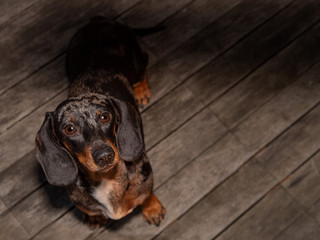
[1, 0, 320, 239]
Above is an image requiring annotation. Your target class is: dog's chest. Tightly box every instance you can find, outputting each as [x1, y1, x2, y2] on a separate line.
[93, 179, 123, 219]
[93, 179, 140, 220]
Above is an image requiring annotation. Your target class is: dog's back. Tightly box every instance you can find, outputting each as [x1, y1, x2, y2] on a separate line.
[66, 17, 148, 103]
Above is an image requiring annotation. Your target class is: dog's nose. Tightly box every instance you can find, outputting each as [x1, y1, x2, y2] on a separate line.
[92, 147, 115, 167]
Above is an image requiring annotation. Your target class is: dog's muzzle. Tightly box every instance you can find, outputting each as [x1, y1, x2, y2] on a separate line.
[91, 141, 115, 168]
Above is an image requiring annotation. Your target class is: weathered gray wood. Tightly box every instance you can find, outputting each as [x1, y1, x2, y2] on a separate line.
[118, 0, 192, 28]
[140, 40, 158, 67]
[11, 183, 72, 236]
[141, 61, 180, 110]
[253, 103, 320, 181]
[210, 25, 320, 130]
[0, 212, 30, 240]
[282, 152, 320, 208]
[0, 198, 7, 216]
[0, 0, 140, 95]
[165, 0, 292, 81]
[232, 63, 320, 168]
[154, 159, 277, 240]
[142, 83, 204, 149]
[149, 108, 227, 188]
[186, 0, 320, 107]
[0, 0, 38, 26]
[0, 90, 68, 173]
[274, 213, 320, 240]
[93, 134, 253, 240]
[32, 208, 97, 240]
[308, 200, 320, 225]
[143, 0, 243, 57]
[0, 56, 68, 134]
[215, 187, 303, 240]
[0, 150, 46, 208]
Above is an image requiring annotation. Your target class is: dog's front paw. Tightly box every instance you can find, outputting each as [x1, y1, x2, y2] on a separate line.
[133, 77, 151, 107]
[82, 214, 109, 229]
[141, 194, 166, 227]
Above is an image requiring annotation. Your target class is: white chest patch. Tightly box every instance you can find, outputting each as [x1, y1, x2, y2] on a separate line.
[93, 180, 125, 220]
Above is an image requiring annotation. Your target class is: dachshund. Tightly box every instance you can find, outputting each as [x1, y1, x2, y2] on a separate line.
[35, 17, 166, 227]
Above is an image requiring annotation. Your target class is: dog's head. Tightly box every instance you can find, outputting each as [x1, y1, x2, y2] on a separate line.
[35, 93, 144, 186]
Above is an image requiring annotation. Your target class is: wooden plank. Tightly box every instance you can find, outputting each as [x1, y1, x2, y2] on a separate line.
[274, 213, 320, 240]
[0, 90, 68, 173]
[0, 0, 38, 26]
[215, 187, 303, 240]
[32, 208, 97, 240]
[93, 134, 253, 240]
[11, 183, 72, 236]
[149, 108, 227, 188]
[142, 83, 204, 149]
[232, 63, 320, 170]
[0, 150, 46, 208]
[185, 0, 320, 107]
[308, 200, 320, 225]
[0, 198, 7, 216]
[118, 0, 192, 28]
[281, 152, 320, 208]
[0, 0, 140, 95]
[0, 212, 30, 240]
[164, 0, 292, 81]
[154, 159, 277, 240]
[253, 102, 320, 181]
[0, 55, 68, 134]
[210, 26, 320, 130]
[141, 61, 179, 110]
[143, 0, 243, 57]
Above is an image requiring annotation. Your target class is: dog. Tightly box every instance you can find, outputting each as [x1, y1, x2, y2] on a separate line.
[35, 17, 166, 227]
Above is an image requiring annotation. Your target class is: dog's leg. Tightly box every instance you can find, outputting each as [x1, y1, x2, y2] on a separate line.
[140, 193, 166, 226]
[76, 205, 109, 228]
[133, 75, 151, 107]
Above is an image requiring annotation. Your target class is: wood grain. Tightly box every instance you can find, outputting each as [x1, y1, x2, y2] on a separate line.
[118, 0, 192, 28]
[274, 213, 320, 240]
[0, 0, 140, 95]
[254, 102, 320, 180]
[215, 187, 303, 240]
[11, 184, 72, 236]
[165, 0, 292, 81]
[154, 159, 277, 240]
[186, 0, 320, 107]
[143, 0, 242, 57]
[282, 152, 320, 208]
[0, 212, 30, 240]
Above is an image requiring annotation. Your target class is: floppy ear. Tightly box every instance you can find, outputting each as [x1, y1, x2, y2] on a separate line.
[110, 98, 144, 161]
[35, 112, 78, 186]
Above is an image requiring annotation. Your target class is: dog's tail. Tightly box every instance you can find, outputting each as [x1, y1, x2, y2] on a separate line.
[90, 16, 165, 37]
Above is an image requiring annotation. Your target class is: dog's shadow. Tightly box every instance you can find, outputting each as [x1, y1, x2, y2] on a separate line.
[36, 163, 72, 211]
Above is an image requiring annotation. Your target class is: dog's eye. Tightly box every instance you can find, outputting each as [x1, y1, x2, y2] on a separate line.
[64, 124, 77, 135]
[99, 112, 111, 123]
